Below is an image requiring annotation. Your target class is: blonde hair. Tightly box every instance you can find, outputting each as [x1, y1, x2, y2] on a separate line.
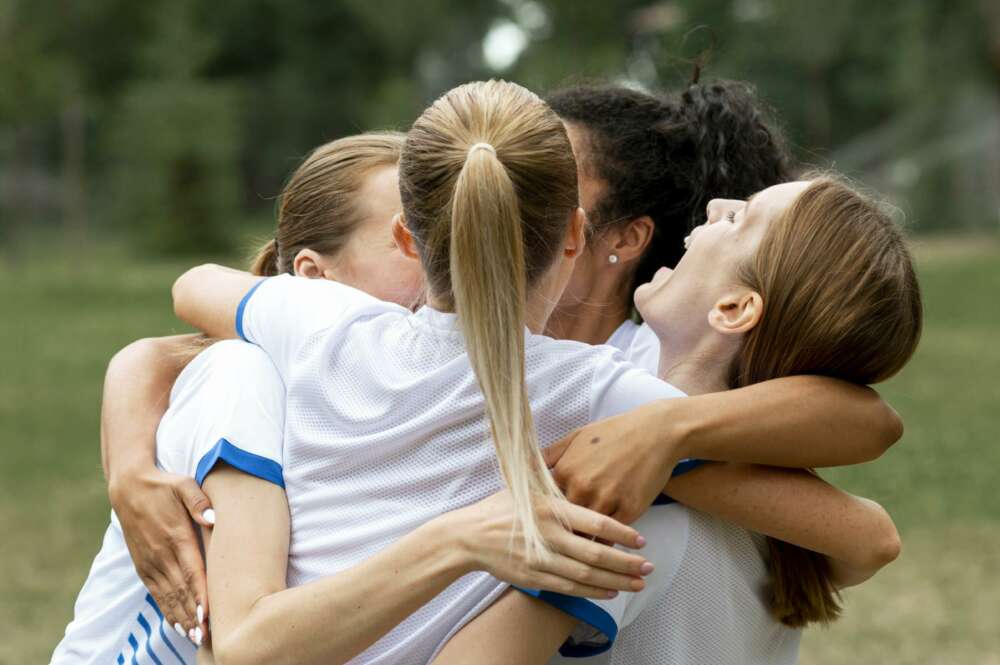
[251, 131, 406, 275]
[399, 80, 579, 560]
[734, 176, 922, 627]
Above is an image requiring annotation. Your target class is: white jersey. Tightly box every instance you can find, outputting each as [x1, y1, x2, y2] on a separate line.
[236, 274, 687, 665]
[555, 327, 803, 664]
[51, 341, 286, 665]
[605, 320, 661, 374]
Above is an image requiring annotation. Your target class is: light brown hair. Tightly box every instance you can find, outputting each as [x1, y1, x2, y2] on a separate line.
[398, 80, 579, 559]
[251, 131, 406, 275]
[734, 176, 923, 627]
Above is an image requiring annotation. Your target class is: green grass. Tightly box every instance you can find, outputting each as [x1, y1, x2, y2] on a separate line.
[2, 236, 998, 663]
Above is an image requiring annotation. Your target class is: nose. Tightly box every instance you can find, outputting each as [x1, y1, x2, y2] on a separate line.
[705, 198, 743, 224]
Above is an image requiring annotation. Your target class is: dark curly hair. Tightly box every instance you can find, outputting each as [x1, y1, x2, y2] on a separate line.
[547, 80, 793, 295]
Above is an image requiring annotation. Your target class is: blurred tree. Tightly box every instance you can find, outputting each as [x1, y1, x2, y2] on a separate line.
[106, 0, 242, 254]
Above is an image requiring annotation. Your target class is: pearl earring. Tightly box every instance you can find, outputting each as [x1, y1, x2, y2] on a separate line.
[608, 254, 619, 264]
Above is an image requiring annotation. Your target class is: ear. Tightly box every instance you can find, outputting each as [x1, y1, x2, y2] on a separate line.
[564, 207, 587, 258]
[392, 213, 421, 261]
[292, 249, 333, 279]
[611, 215, 655, 263]
[707, 290, 763, 336]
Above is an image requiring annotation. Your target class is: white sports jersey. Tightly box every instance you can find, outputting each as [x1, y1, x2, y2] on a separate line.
[50, 341, 285, 665]
[605, 320, 660, 375]
[560, 328, 803, 664]
[236, 274, 687, 665]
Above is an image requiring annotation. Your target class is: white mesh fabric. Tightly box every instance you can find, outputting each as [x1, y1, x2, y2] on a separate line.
[275, 305, 681, 664]
[605, 510, 801, 665]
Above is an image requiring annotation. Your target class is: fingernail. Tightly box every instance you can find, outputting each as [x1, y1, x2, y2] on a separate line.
[635, 535, 647, 548]
[202, 509, 216, 525]
[640, 561, 655, 575]
[197, 604, 204, 624]
[194, 626, 203, 646]
[174, 623, 186, 638]
[188, 628, 197, 644]
[606, 590, 619, 599]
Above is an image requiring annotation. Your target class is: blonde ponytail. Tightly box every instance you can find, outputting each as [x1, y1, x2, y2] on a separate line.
[451, 145, 564, 561]
[400, 81, 580, 560]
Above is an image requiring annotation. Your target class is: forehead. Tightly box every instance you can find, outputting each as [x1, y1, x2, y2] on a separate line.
[748, 180, 811, 219]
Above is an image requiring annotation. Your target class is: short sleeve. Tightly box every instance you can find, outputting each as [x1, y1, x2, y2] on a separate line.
[159, 340, 288, 488]
[515, 504, 690, 657]
[589, 350, 686, 422]
[236, 274, 393, 379]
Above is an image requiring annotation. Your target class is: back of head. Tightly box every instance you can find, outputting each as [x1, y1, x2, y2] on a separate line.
[734, 176, 922, 628]
[547, 80, 792, 292]
[399, 80, 579, 559]
[251, 131, 406, 276]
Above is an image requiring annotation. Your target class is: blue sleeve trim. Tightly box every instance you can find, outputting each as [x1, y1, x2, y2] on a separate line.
[235, 278, 267, 342]
[513, 587, 618, 657]
[195, 438, 284, 488]
[654, 458, 708, 505]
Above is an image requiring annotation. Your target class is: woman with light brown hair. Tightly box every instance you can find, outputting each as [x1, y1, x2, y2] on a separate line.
[433, 176, 921, 665]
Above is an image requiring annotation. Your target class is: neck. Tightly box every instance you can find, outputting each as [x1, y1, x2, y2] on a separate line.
[657, 334, 736, 397]
[545, 280, 631, 344]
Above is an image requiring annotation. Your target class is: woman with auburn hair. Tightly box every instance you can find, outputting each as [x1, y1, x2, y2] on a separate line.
[431, 176, 921, 665]
[55, 131, 653, 665]
[166, 81, 905, 665]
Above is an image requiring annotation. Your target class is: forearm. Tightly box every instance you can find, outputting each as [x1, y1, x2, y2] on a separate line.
[214, 517, 471, 665]
[102, 335, 199, 485]
[172, 264, 259, 339]
[665, 375, 903, 468]
[666, 463, 901, 587]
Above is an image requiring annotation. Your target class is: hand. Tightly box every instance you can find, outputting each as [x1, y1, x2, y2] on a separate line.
[450, 490, 654, 599]
[543, 402, 682, 525]
[109, 466, 214, 643]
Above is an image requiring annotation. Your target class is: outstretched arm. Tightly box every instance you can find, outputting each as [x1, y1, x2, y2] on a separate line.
[545, 376, 902, 524]
[665, 463, 900, 588]
[200, 468, 652, 665]
[103, 335, 214, 636]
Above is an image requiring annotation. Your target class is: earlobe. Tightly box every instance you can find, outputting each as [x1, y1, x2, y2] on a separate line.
[708, 291, 763, 335]
[392, 213, 421, 261]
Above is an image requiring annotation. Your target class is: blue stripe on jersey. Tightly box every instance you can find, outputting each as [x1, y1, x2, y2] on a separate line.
[127, 634, 141, 665]
[513, 588, 618, 657]
[118, 655, 125, 665]
[195, 437, 285, 488]
[145, 594, 187, 664]
[235, 278, 267, 341]
[137, 613, 165, 665]
[654, 457, 708, 505]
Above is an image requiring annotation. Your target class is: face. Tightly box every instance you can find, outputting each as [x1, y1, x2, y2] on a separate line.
[634, 180, 812, 349]
[329, 165, 425, 307]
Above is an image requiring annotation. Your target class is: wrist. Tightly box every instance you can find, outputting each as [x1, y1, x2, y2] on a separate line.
[107, 462, 157, 507]
[417, 510, 477, 578]
[650, 399, 694, 463]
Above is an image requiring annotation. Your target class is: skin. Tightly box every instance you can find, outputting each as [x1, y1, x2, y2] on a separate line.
[431, 181, 900, 665]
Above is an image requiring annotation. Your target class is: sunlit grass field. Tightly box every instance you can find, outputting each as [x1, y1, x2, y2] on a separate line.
[2, 235, 997, 663]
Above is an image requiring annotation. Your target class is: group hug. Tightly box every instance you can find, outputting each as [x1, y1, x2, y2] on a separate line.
[52, 77, 922, 665]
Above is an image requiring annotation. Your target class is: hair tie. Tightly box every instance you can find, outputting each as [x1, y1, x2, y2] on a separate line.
[468, 142, 496, 157]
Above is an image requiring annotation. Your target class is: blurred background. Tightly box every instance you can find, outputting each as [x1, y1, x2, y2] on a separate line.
[2, 0, 998, 662]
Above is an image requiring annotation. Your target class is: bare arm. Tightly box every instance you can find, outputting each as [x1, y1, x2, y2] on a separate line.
[546, 376, 902, 524]
[103, 335, 214, 636]
[665, 463, 901, 588]
[200, 468, 653, 665]
[172, 264, 261, 339]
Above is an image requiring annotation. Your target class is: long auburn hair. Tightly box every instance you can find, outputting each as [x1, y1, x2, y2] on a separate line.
[399, 80, 579, 561]
[733, 176, 923, 627]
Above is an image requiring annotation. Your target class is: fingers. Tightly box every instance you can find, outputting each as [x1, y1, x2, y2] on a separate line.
[526, 571, 625, 600]
[552, 532, 650, 578]
[562, 502, 643, 549]
[544, 552, 647, 594]
[176, 529, 209, 639]
[176, 477, 214, 527]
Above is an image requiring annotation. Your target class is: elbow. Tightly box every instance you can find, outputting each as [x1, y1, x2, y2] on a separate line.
[213, 638, 265, 665]
[860, 390, 905, 462]
[172, 264, 216, 325]
[859, 500, 902, 571]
